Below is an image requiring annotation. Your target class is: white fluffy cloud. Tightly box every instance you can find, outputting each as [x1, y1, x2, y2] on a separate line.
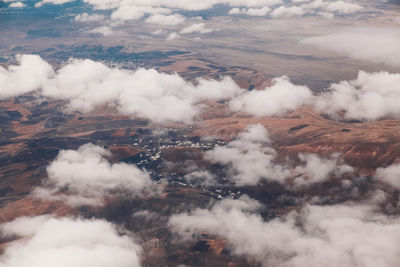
[145, 14, 185, 25]
[203, 124, 352, 187]
[87, 25, 114, 36]
[180, 23, 213, 34]
[79, 0, 284, 23]
[1, 55, 241, 123]
[84, 0, 284, 11]
[0, 55, 54, 99]
[4, 55, 400, 122]
[316, 71, 400, 120]
[269, 0, 362, 18]
[33, 0, 361, 21]
[33, 143, 153, 206]
[229, 76, 314, 117]
[43, 58, 240, 123]
[8, 1, 26, 7]
[229, 70, 400, 121]
[166, 31, 180, 41]
[301, 0, 362, 13]
[169, 196, 400, 267]
[322, 0, 362, 13]
[291, 0, 311, 3]
[302, 28, 400, 67]
[81, 0, 362, 26]
[35, 0, 72, 7]
[204, 124, 291, 186]
[110, 6, 171, 21]
[0, 216, 141, 267]
[270, 5, 306, 17]
[228, 6, 271, 16]
[294, 153, 353, 188]
[376, 163, 400, 190]
[75, 12, 105, 22]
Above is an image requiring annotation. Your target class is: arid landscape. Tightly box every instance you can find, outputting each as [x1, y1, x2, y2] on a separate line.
[1, 52, 400, 266]
[1, 0, 400, 266]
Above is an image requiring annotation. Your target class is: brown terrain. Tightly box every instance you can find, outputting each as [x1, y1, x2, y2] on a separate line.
[195, 106, 400, 172]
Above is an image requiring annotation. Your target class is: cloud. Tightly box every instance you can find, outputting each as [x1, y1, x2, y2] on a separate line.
[1, 55, 241, 123]
[87, 25, 114, 36]
[83, 0, 284, 23]
[34, 0, 361, 22]
[151, 29, 164, 35]
[33, 143, 153, 207]
[301, 0, 362, 13]
[84, 0, 284, 12]
[184, 170, 217, 186]
[166, 31, 180, 40]
[73, 0, 293, 24]
[269, 0, 362, 18]
[322, 0, 362, 13]
[376, 163, 400, 190]
[0, 215, 141, 267]
[0, 54, 54, 99]
[293, 153, 353, 188]
[229, 70, 400, 121]
[35, 0, 72, 7]
[58, 61, 238, 123]
[8, 1, 26, 7]
[74, 12, 105, 22]
[169, 196, 400, 267]
[229, 76, 314, 117]
[270, 5, 306, 17]
[316, 70, 400, 120]
[228, 6, 271, 16]
[241, 7, 271, 16]
[204, 124, 291, 186]
[228, 7, 241, 14]
[146, 14, 185, 25]
[5, 55, 400, 123]
[292, 0, 312, 3]
[317, 11, 334, 18]
[110, 5, 171, 21]
[180, 23, 213, 34]
[203, 124, 353, 187]
[302, 27, 400, 67]
[41, 57, 240, 123]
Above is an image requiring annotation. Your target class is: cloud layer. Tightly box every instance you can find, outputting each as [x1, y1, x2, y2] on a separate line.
[229, 70, 400, 121]
[43, 58, 240, 123]
[302, 28, 400, 67]
[3, 55, 400, 122]
[0, 215, 141, 267]
[33, 143, 153, 206]
[204, 124, 291, 186]
[229, 76, 314, 117]
[0, 55, 54, 99]
[32, 0, 366, 40]
[316, 71, 400, 120]
[0, 55, 241, 123]
[376, 163, 400, 190]
[82, 0, 362, 21]
[202, 124, 352, 187]
[294, 153, 354, 188]
[84, 0, 284, 12]
[170, 196, 400, 267]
